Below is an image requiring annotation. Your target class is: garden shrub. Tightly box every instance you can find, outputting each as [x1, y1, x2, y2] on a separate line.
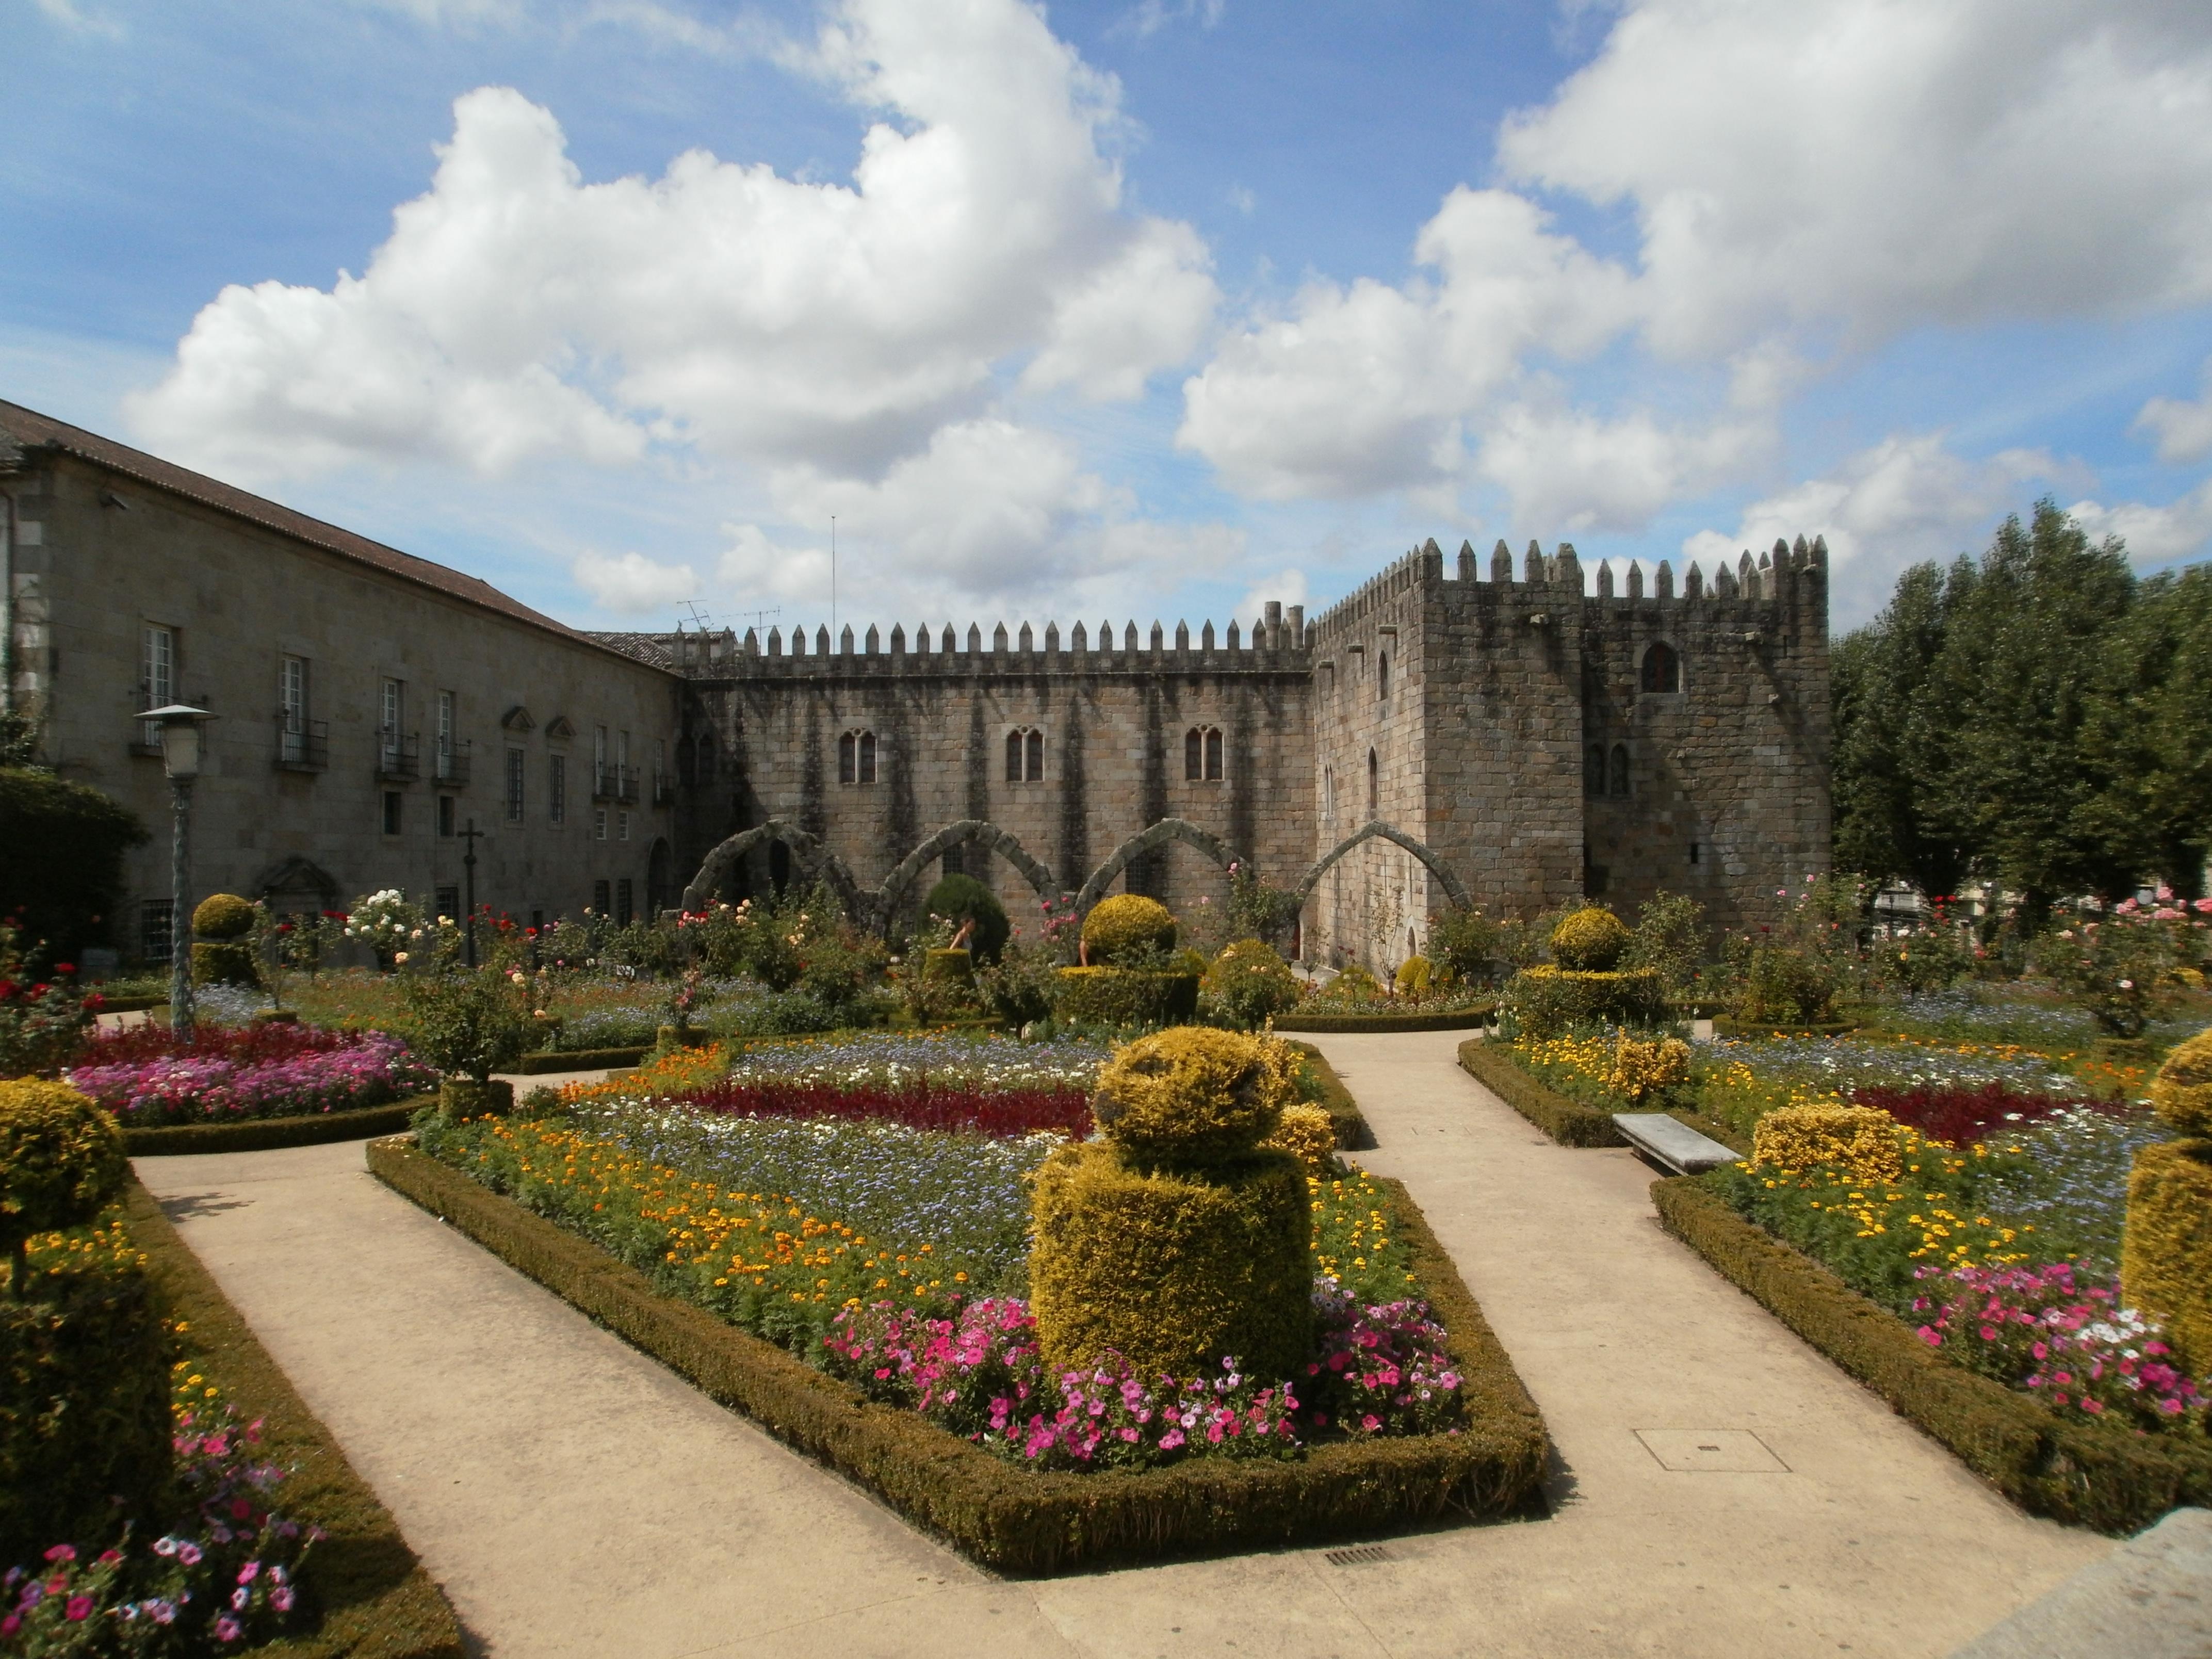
[1606, 1033, 1691, 1103]
[2032, 904, 2190, 1039]
[1549, 906, 1629, 970]
[1732, 944, 1840, 1025]
[922, 874, 1009, 965]
[0, 921, 94, 1078]
[922, 948, 977, 986]
[1031, 1029, 1311, 1382]
[401, 966, 534, 1101]
[0, 1226, 172, 1566]
[1261, 1104, 1338, 1178]
[1393, 955, 1433, 997]
[0, 1080, 127, 1297]
[1201, 938, 1299, 1029]
[190, 891, 262, 987]
[2149, 1027, 2212, 1137]
[0, 768, 145, 960]
[975, 943, 1064, 1029]
[1621, 891, 1707, 993]
[1427, 907, 1508, 986]
[1751, 1104, 1903, 1186]
[1081, 894, 1178, 964]
[1054, 967, 1199, 1029]
[1501, 964, 1665, 1037]
[2120, 1142, 2212, 1378]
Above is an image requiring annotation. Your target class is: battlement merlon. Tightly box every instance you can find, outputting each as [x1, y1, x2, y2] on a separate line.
[601, 603, 1314, 681]
[1308, 534, 1829, 646]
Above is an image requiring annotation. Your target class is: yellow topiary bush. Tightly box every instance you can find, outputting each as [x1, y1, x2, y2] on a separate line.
[1261, 1103, 1339, 1178]
[1606, 1033, 1690, 1103]
[1030, 1027, 1312, 1380]
[1393, 955, 1433, 997]
[2149, 1027, 2212, 1138]
[1550, 906, 1629, 971]
[1081, 894, 1179, 965]
[2120, 1140, 2212, 1377]
[1751, 1104, 1902, 1186]
[191, 892, 256, 940]
[0, 1081, 128, 1294]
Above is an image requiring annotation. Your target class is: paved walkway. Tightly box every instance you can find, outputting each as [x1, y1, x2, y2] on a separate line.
[134, 1031, 2109, 1658]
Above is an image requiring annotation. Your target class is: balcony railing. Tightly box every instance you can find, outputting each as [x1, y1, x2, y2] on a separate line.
[593, 763, 639, 803]
[431, 738, 472, 786]
[377, 731, 420, 782]
[652, 770, 676, 806]
[274, 715, 329, 773]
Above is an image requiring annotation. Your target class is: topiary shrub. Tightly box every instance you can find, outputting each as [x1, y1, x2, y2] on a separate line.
[1030, 1028, 1311, 1382]
[1393, 955, 1434, 997]
[2122, 1029, 2212, 1374]
[1501, 964, 1665, 1037]
[922, 947, 978, 987]
[1053, 967, 1199, 1029]
[1081, 894, 1179, 965]
[1201, 938, 1300, 1029]
[922, 874, 1009, 965]
[1550, 906, 1630, 970]
[1261, 1103, 1338, 1179]
[191, 893, 256, 940]
[0, 1081, 127, 1299]
[1751, 1104, 1902, 1187]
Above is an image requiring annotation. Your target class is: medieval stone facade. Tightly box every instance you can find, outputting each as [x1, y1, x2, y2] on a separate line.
[2, 398, 1830, 971]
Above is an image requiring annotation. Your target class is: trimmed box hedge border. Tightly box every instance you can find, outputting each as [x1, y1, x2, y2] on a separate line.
[512, 1046, 649, 1074]
[1650, 1176, 2212, 1534]
[1275, 1003, 1497, 1034]
[120, 1180, 467, 1656]
[1455, 1040, 1748, 1156]
[1280, 1040, 1375, 1151]
[123, 1093, 441, 1158]
[367, 1135, 1549, 1575]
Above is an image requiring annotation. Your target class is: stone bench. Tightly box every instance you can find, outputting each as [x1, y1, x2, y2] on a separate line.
[1611, 1113, 1741, 1175]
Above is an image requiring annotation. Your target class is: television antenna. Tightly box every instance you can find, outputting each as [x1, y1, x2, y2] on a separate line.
[679, 601, 715, 633]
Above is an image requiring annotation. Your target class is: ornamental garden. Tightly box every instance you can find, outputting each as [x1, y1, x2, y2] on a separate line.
[3, 858, 2210, 1649]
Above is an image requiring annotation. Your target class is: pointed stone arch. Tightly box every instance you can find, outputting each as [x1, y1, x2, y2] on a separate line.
[251, 855, 341, 909]
[1294, 820, 1471, 910]
[877, 820, 1058, 924]
[681, 819, 868, 921]
[1076, 818, 1245, 913]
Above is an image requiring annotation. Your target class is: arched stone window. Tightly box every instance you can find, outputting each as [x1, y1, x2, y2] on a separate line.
[1584, 745, 1605, 796]
[1641, 641, 1682, 693]
[1367, 747, 1378, 816]
[838, 729, 877, 785]
[1004, 726, 1044, 783]
[1184, 724, 1223, 782]
[1377, 650, 1390, 700]
[1609, 743, 1631, 797]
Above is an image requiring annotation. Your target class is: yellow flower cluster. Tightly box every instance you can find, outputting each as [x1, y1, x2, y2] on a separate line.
[1752, 1104, 1904, 1186]
[465, 1117, 944, 1305]
[18, 1218, 145, 1287]
[560, 1042, 730, 1104]
[1309, 1169, 1415, 1289]
[1752, 1130, 2032, 1265]
[1606, 1033, 1691, 1102]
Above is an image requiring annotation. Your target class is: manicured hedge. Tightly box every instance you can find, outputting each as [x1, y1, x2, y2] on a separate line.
[92, 995, 168, 1016]
[123, 1094, 438, 1158]
[121, 1180, 467, 1656]
[368, 1137, 1549, 1575]
[512, 1046, 648, 1075]
[1455, 1040, 1748, 1155]
[1275, 1003, 1496, 1034]
[1652, 1176, 2212, 1534]
[1281, 1041, 1374, 1151]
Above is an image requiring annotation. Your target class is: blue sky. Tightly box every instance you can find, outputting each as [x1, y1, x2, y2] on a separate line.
[9, 0, 2212, 639]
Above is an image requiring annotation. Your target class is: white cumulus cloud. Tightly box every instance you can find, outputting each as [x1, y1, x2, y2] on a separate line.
[128, 0, 1217, 494]
[572, 548, 698, 613]
[2067, 481, 2212, 568]
[2133, 357, 2212, 466]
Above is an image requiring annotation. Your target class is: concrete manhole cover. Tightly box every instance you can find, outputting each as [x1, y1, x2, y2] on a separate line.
[1634, 1429, 1790, 1473]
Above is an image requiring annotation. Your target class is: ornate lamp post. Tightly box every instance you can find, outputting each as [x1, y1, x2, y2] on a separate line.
[136, 703, 216, 1043]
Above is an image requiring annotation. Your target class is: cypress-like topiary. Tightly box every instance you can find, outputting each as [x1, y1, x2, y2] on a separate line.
[2122, 1028, 2212, 1374]
[1029, 1028, 1312, 1383]
[922, 873, 1009, 964]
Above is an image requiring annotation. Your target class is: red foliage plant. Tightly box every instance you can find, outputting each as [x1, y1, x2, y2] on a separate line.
[674, 1079, 1092, 1140]
[1846, 1081, 2119, 1147]
[77, 1020, 356, 1068]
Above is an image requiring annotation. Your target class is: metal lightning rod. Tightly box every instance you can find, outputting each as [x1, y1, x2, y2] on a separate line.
[830, 515, 837, 641]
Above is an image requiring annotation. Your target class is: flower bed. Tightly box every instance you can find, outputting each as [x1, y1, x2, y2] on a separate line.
[69, 1024, 435, 1127]
[369, 1132, 1549, 1571]
[7, 1185, 463, 1654]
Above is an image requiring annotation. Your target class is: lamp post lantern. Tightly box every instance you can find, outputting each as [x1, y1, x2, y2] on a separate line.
[136, 704, 216, 1043]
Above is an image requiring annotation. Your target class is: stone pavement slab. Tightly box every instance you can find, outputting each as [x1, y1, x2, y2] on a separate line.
[134, 1032, 2114, 1657]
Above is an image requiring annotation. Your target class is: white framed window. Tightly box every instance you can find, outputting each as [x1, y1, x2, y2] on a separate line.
[1004, 727, 1044, 783]
[594, 807, 608, 841]
[617, 810, 630, 842]
[380, 677, 405, 773]
[594, 724, 609, 795]
[838, 729, 878, 785]
[140, 624, 175, 745]
[1184, 725, 1223, 782]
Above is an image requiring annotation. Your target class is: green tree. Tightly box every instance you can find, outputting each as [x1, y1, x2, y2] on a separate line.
[2093, 565, 2212, 897]
[0, 768, 148, 957]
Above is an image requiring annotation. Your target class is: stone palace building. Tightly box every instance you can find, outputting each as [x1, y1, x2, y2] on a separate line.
[1, 398, 1832, 971]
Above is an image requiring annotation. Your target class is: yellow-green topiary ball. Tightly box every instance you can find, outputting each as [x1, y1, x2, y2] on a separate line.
[1081, 894, 1179, 964]
[1089, 1026, 1298, 1167]
[1549, 905, 1629, 971]
[2149, 1028, 2212, 1138]
[0, 1081, 127, 1262]
[1394, 955, 1433, 996]
[1261, 1103, 1339, 1178]
[191, 892, 257, 940]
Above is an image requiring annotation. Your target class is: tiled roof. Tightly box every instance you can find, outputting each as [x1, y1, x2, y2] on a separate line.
[0, 399, 669, 674]
[585, 630, 682, 670]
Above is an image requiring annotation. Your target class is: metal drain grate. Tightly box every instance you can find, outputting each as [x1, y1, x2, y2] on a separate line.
[1323, 1545, 1394, 1568]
